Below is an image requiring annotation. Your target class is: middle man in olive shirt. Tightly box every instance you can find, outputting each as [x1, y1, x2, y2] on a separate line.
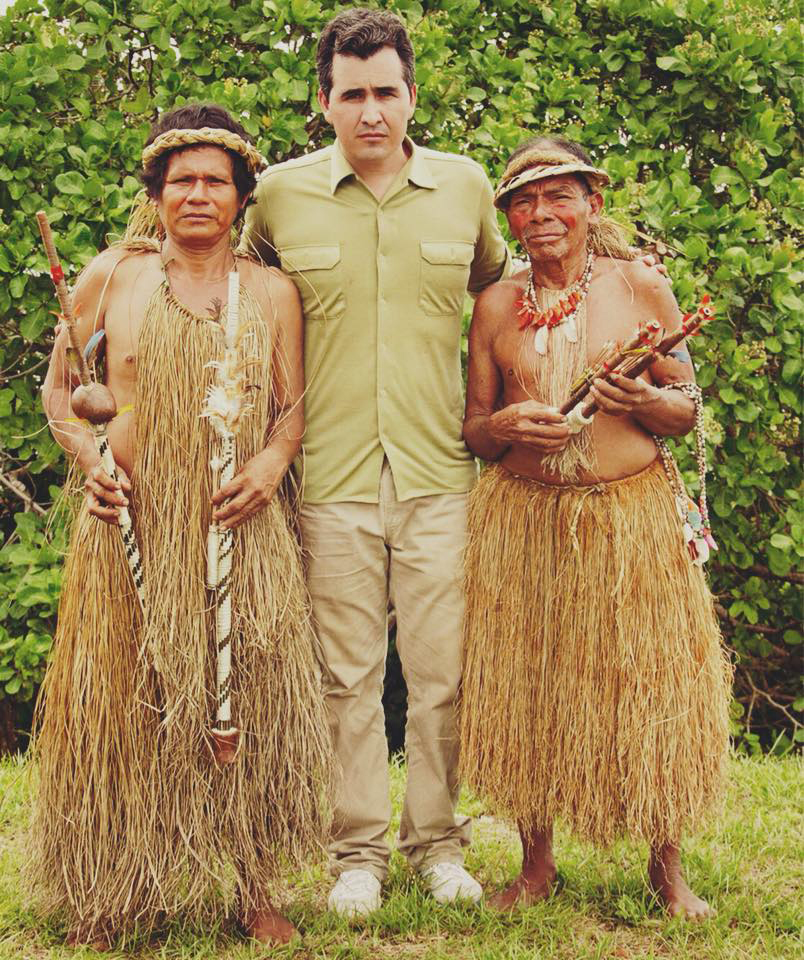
[243, 8, 510, 917]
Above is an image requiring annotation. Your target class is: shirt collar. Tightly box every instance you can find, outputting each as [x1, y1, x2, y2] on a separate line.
[330, 137, 438, 194]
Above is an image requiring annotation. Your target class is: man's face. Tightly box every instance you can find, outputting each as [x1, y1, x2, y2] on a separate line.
[318, 46, 417, 172]
[156, 146, 245, 246]
[505, 174, 602, 263]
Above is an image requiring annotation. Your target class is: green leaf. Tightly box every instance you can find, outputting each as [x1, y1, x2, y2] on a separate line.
[770, 533, 793, 549]
[19, 311, 48, 341]
[82, 177, 104, 199]
[54, 171, 85, 195]
[711, 166, 742, 187]
[718, 386, 739, 404]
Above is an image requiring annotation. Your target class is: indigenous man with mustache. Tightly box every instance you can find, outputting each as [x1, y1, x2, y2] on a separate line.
[31, 104, 330, 948]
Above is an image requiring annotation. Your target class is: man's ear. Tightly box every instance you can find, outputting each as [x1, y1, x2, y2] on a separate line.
[317, 88, 331, 120]
[407, 83, 418, 117]
[588, 191, 604, 221]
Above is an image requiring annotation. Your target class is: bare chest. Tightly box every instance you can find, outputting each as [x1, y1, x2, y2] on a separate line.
[495, 280, 653, 402]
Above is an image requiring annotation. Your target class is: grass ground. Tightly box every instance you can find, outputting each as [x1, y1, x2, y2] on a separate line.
[0, 753, 801, 960]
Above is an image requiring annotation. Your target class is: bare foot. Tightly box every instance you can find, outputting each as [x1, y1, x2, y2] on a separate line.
[649, 843, 714, 920]
[488, 870, 557, 910]
[65, 927, 113, 951]
[243, 902, 298, 945]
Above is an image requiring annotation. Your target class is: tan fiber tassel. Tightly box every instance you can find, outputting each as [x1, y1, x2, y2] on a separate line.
[518, 292, 596, 481]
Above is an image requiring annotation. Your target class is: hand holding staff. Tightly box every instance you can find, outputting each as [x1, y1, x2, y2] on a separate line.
[560, 319, 663, 416]
[564, 296, 713, 432]
[36, 211, 146, 612]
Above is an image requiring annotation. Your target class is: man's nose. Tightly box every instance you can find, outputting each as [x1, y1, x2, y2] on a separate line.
[528, 196, 552, 220]
[361, 98, 382, 125]
[186, 179, 210, 201]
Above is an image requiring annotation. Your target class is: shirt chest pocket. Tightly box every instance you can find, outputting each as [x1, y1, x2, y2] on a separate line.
[419, 240, 475, 317]
[278, 243, 345, 322]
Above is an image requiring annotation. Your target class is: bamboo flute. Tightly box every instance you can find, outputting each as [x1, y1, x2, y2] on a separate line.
[575, 311, 708, 420]
[36, 211, 146, 612]
[559, 319, 662, 415]
[562, 296, 713, 434]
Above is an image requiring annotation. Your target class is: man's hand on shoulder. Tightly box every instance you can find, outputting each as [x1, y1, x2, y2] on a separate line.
[636, 252, 671, 283]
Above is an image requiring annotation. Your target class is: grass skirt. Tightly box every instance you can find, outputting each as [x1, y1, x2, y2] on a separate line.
[27, 276, 331, 936]
[460, 460, 732, 847]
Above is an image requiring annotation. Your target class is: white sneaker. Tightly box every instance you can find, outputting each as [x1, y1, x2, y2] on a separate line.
[420, 862, 483, 904]
[328, 868, 382, 918]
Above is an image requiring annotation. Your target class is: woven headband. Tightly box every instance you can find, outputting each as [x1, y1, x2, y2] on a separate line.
[141, 127, 267, 174]
[494, 150, 610, 209]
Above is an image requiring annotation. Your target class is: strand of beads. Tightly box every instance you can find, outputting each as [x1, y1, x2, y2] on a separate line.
[655, 381, 717, 566]
[517, 251, 595, 354]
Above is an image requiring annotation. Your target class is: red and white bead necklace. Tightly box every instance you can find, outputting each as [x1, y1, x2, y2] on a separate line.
[516, 251, 596, 355]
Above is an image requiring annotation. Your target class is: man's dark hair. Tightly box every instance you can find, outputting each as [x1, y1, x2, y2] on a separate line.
[316, 8, 416, 100]
[141, 103, 256, 203]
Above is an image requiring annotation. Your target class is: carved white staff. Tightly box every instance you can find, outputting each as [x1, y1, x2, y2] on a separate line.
[36, 211, 145, 613]
[203, 272, 248, 765]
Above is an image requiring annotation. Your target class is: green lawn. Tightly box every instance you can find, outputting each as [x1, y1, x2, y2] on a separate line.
[0, 753, 801, 959]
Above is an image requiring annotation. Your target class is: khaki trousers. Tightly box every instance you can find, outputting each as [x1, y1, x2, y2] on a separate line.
[300, 460, 472, 881]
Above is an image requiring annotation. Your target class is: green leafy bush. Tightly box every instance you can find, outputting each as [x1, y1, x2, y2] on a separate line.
[0, 0, 801, 752]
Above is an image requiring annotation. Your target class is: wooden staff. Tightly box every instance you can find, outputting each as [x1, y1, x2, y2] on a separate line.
[205, 272, 241, 765]
[36, 211, 146, 612]
[564, 297, 713, 432]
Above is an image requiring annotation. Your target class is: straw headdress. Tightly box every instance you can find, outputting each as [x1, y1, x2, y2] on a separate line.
[141, 127, 267, 174]
[494, 147, 610, 210]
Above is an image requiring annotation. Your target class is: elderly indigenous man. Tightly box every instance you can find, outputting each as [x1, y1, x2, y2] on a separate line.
[30, 104, 331, 948]
[243, 8, 510, 915]
[460, 137, 732, 918]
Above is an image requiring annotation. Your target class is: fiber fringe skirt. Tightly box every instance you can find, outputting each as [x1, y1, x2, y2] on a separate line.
[460, 459, 732, 847]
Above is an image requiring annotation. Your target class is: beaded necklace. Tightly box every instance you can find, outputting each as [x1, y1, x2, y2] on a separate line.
[654, 381, 717, 566]
[516, 251, 595, 355]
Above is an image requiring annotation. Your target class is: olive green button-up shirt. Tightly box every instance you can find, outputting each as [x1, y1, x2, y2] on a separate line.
[244, 138, 510, 504]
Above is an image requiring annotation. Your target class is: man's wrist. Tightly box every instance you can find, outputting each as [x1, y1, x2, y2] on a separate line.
[75, 441, 101, 476]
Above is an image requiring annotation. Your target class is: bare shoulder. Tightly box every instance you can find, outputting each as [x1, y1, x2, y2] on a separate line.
[600, 256, 672, 296]
[237, 257, 300, 318]
[472, 271, 526, 337]
[74, 246, 132, 295]
[73, 246, 159, 320]
[596, 256, 679, 316]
